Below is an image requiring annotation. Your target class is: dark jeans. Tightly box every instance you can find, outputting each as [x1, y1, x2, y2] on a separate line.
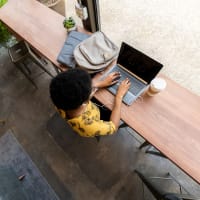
[91, 97, 111, 121]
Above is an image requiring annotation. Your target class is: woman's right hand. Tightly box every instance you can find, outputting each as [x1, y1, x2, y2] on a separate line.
[116, 78, 131, 100]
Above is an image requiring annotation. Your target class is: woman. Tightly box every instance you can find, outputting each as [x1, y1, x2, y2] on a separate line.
[49, 68, 130, 137]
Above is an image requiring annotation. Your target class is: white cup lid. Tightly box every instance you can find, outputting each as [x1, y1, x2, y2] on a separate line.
[151, 78, 167, 90]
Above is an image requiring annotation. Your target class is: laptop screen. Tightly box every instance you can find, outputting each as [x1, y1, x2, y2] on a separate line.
[117, 42, 163, 84]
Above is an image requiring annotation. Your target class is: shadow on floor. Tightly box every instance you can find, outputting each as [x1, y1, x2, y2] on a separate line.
[47, 113, 141, 191]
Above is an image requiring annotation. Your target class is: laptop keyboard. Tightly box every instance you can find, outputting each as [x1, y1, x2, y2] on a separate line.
[108, 66, 146, 96]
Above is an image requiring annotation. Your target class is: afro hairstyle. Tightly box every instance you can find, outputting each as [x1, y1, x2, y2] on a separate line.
[49, 68, 92, 110]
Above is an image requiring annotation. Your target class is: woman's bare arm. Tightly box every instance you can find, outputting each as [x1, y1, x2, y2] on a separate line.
[110, 78, 131, 129]
[92, 72, 131, 130]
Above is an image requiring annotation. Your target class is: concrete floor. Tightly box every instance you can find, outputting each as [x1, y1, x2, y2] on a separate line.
[0, 43, 200, 200]
[0, 1, 200, 200]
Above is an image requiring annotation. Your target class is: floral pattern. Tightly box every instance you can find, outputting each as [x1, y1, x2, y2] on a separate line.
[58, 101, 116, 137]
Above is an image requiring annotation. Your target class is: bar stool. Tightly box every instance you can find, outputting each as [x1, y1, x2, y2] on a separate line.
[135, 169, 199, 200]
[8, 40, 54, 88]
[139, 141, 166, 158]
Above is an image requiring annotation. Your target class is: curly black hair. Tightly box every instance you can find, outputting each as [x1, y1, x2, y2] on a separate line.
[49, 68, 92, 110]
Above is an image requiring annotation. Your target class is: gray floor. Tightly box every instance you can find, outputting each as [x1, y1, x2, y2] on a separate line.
[0, 43, 200, 200]
[0, 1, 200, 200]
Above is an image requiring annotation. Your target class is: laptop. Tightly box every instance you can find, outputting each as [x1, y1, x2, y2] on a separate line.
[103, 42, 163, 105]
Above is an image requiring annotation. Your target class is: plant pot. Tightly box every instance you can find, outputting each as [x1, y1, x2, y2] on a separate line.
[67, 26, 77, 32]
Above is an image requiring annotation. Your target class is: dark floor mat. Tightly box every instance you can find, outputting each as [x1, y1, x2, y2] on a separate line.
[0, 167, 28, 200]
[0, 129, 60, 200]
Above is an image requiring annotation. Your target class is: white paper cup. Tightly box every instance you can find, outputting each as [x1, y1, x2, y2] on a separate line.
[147, 78, 167, 96]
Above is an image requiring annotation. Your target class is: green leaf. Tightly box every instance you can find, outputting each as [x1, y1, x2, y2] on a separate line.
[0, 21, 12, 46]
[63, 17, 76, 29]
[0, 0, 8, 8]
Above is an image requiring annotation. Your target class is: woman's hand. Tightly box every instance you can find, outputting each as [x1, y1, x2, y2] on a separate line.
[110, 78, 131, 130]
[93, 72, 121, 88]
[116, 78, 131, 100]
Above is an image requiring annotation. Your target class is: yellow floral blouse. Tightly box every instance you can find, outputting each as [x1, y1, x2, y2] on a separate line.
[58, 101, 116, 137]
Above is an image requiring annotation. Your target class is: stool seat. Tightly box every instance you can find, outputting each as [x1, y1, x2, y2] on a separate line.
[8, 41, 29, 62]
[135, 169, 199, 200]
[8, 41, 54, 88]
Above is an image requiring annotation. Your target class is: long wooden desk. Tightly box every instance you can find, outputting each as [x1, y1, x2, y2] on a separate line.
[95, 72, 200, 182]
[1, 0, 200, 184]
[0, 0, 82, 71]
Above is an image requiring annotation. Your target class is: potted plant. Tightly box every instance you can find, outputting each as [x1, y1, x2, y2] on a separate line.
[63, 17, 76, 32]
[0, 0, 7, 7]
[0, 21, 12, 47]
[0, 0, 12, 47]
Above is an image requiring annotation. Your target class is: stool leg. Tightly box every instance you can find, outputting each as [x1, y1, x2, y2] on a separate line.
[53, 64, 62, 74]
[139, 140, 150, 149]
[15, 62, 38, 89]
[24, 65, 31, 74]
[145, 145, 167, 158]
[95, 136, 101, 142]
[24, 41, 54, 77]
[167, 172, 190, 194]
[22, 60, 32, 74]
[29, 52, 54, 77]
[118, 122, 128, 129]
[145, 149, 166, 158]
